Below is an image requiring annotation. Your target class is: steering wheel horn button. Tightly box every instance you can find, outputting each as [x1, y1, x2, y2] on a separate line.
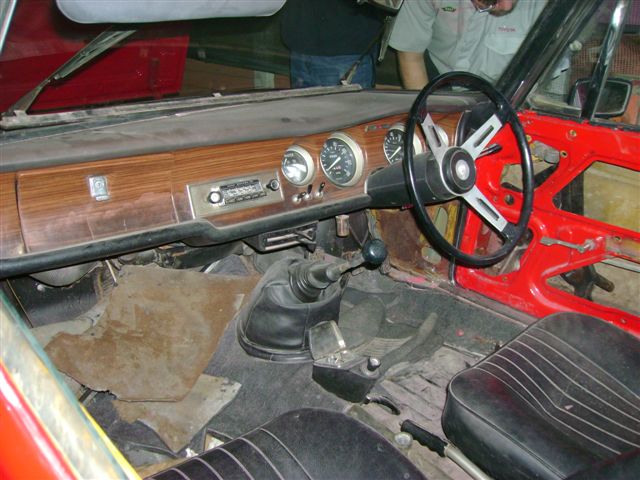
[442, 147, 476, 194]
[455, 160, 470, 180]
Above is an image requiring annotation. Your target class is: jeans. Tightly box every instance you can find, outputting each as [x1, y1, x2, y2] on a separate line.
[289, 52, 375, 89]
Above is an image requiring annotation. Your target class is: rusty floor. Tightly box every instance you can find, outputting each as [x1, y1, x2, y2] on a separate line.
[32, 255, 526, 477]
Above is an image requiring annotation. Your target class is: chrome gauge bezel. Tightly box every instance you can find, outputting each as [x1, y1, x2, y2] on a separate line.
[383, 122, 426, 164]
[281, 145, 315, 186]
[319, 132, 365, 187]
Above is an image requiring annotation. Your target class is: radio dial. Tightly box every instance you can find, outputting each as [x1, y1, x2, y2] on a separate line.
[267, 179, 280, 191]
[207, 190, 223, 205]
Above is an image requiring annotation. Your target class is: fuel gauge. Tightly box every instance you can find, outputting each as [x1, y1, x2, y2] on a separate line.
[282, 145, 315, 186]
[383, 123, 425, 164]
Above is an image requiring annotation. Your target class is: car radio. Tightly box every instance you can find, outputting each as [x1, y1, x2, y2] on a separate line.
[188, 171, 283, 218]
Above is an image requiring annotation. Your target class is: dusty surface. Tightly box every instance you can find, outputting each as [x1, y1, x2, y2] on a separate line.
[115, 374, 240, 452]
[374, 207, 457, 278]
[32, 317, 97, 397]
[46, 265, 258, 401]
[32, 317, 95, 346]
[361, 347, 481, 480]
[136, 458, 184, 479]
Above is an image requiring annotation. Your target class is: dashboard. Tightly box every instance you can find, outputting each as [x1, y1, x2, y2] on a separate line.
[0, 89, 467, 278]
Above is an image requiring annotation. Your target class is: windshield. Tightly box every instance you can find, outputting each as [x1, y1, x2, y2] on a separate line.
[0, 0, 548, 125]
[0, 0, 395, 116]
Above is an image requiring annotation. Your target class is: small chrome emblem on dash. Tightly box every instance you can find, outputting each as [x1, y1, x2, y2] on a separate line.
[88, 175, 110, 201]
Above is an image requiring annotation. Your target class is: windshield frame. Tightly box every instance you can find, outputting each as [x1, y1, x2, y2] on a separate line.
[498, 0, 602, 110]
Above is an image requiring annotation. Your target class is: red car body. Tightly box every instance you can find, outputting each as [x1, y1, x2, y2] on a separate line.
[0, 1, 637, 479]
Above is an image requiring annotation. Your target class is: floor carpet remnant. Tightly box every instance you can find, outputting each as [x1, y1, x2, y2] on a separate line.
[45, 265, 258, 401]
[114, 374, 241, 452]
[362, 346, 481, 480]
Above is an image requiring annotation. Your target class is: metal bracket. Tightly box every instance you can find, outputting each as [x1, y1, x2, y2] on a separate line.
[88, 175, 110, 201]
[540, 237, 596, 253]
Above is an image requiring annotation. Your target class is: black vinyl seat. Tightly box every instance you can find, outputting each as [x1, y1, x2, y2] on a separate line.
[147, 408, 426, 480]
[443, 312, 640, 480]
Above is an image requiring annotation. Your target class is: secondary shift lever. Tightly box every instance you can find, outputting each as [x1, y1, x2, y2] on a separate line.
[289, 239, 387, 302]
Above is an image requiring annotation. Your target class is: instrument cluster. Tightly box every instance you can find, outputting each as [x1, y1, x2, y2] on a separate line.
[281, 132, 365, 191]
[279, 123, 434, 206]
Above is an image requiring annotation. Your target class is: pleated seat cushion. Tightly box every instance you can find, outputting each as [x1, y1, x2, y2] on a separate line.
[443, 312, 640, 480]
[147, 408, 427, 480]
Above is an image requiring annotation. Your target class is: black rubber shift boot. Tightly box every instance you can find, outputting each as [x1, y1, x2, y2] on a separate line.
[238, 258, 344, 362]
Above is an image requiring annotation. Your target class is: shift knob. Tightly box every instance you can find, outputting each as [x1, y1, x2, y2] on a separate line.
[289, 239, 388, 303]
[361, 239, 387, 267]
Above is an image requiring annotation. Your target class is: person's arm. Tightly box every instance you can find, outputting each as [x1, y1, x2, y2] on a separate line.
[397, 51, 428, 90]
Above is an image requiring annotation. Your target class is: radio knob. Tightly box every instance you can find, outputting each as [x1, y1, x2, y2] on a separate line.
[266, 179, 280, 191]
[207, 190, 223, 205]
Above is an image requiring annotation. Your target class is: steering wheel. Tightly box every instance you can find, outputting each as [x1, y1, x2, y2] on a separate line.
[404, 72, 534, 268]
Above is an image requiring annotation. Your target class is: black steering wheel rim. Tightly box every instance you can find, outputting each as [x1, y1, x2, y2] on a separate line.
[404, 71, 534, 268]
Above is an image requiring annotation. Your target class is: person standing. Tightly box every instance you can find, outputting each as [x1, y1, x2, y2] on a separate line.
[280, 0, 385, 88]
[389, 0, 546, 89]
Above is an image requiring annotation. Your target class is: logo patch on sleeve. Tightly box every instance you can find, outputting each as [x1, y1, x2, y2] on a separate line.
[442, 6, 457, 12]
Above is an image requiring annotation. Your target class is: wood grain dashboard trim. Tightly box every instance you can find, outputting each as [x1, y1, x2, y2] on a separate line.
[0, 174, 24, 258]
[1, 112, 460, 261]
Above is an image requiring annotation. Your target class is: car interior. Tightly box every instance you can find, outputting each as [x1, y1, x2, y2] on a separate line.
[0, 1, 638, 479]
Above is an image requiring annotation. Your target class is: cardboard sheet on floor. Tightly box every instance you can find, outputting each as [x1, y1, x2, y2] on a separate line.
[46, 265, 258, 401]
[32, 318, 95, 397]
[115, 374, 240, 453]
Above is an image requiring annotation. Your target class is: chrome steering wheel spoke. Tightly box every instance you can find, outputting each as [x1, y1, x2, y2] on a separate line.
[460, 113, 503, 161]
[462, 186, 509, 234]
[421, 114, 449, 164]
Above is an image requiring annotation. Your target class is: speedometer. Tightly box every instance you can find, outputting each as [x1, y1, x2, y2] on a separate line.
[383, 123, 425, 164]
[319, 132, 364, 187]
[282, 145, 315, 186]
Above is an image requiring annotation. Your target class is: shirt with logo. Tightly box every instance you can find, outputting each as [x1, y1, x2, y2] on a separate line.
[389, 0, 546, 82]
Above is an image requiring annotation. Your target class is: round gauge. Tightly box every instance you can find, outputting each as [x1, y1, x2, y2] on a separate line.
[281, 145, 315, 186]
[319, 132, 364, 187]
[383, 122, 425, 164]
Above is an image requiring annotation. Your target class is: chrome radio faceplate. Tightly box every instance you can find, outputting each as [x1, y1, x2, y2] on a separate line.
[188, 171, 283, 218]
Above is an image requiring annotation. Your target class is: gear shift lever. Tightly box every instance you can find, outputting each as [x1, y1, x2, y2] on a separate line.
[289, 239, 387, 302]
[238, 239, 387, 362]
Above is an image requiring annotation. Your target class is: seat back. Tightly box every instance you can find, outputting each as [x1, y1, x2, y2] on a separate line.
[442, 313, 640, 480]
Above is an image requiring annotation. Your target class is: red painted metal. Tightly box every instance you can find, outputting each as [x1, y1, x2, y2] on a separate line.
[0, 0, 189, 112]
[456, 110, 640, 335]
[0, 363, 76, 480]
